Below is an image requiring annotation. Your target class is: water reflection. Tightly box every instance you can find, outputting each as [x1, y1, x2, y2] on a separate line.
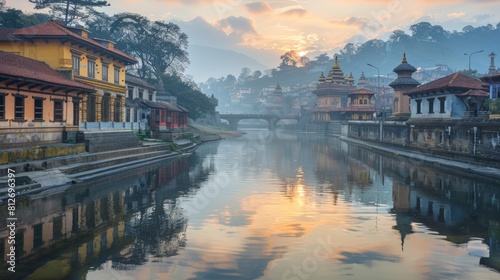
[1, 130, 499, 279]
[0, 141, 219, 279]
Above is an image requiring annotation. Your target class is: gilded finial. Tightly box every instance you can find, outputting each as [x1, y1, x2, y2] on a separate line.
[402, 53, 407, 64]
[333, 55, 339, 69]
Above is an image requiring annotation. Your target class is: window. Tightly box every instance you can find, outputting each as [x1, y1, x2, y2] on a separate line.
[34, 98, 44, 121]
[0, 94, 5, 120]
[88, 60, 96, 78]
[53, 99, 64, 122]
[101, 95, 110, 122]
[439, 97, 446, 113]
[149, 91, 154, 101]
[72, 55, 80, 75]
[416, 99, 422, 114]
[102, 64, 109, 81]
[139, 90, 144, 99]
[114, 67, 120, 84]
[428, 98, 435, 114]
[114, 99, 121, 121]
[128, 87, 134, 99]
[14, 95, 25, 121]
[491, 84, 499, 99]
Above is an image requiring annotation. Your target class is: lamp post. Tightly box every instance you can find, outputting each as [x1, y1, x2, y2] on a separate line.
[367, 63, 380, 108]
[368, 63, 384, 141]
[468, 50, 484, 71]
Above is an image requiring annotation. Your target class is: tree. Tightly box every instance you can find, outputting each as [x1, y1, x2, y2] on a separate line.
[162, 73, 216, 120]
[410, 22, 449, 42]
[29, 0, 110, 25]
[252, 70, 262, 80]
[237, 67, 251, 84]
[0, 8, 51, 28]
[105, 13, 189, 80]
[279, 50, 301, 70]
[390, 29, 411, 43]
[314, 53, 330, 64]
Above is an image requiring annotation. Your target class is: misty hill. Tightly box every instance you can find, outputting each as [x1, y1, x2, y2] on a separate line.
[203, 22, 500, 94]
[185, 45, 270, 82]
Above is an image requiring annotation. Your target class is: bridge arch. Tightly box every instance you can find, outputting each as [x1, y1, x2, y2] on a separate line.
[219, 114, 300, 131]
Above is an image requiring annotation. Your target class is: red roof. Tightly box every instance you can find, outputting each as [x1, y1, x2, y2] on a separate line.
[0, 51, 94, 91]
[404, 72, 488, 95]
[457, 89, 489, 97]
[480, 73, 500, 83]
[349, 88, 376, 95]
[10, 21, 137, 65]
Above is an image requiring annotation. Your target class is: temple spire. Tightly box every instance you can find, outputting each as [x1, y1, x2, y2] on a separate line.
[402, 53, 407, 64]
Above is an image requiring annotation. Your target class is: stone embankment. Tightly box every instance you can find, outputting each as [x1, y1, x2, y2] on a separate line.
[340, 136, 500, 181]
[0, 124, 244, 202]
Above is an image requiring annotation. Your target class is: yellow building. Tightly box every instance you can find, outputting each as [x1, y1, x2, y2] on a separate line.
[0, 21, 137, 124]
[0, 50, 94, 148]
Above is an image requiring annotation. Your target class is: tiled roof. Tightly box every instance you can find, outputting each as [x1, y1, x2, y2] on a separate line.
[457, 89, 489, 97]
[404, 73, 488, 95]
[0, 28, 21, 41]
[0, 50, 94, 91]
[349, 89, 376, 95]
[480, 73, 500, 83]
[9, 21, 137, 64]
[138, 99, 185, 112]
[126, 74, 157, 90]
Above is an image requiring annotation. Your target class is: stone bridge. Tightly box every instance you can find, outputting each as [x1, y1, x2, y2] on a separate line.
[219, 114, 300, 131]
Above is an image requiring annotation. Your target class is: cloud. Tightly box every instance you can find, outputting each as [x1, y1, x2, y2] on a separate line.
[245, 2, 272, 14]
[218, 16, 258, 36]
[447, 12, 465, 18]
[279, 8, 307, 17]
[330, 17, 370, 28]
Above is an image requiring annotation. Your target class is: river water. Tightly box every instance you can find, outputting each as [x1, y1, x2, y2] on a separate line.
[1, 129, 500, 280]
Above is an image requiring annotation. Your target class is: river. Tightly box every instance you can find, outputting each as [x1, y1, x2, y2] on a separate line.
[1, 129, 500, 280]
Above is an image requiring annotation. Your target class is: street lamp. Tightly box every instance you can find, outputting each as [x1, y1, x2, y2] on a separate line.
[467, 50, 484, 71]
[367, 63, 380, 108]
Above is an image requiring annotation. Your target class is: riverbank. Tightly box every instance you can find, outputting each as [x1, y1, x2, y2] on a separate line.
[0, 123, 246, 201]
[339, 135, 500, 181]
[188, 123, 246, 141]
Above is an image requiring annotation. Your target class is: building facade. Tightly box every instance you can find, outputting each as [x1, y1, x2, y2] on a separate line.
[0, 21, 137, 126]
[0, 51, 94, 148]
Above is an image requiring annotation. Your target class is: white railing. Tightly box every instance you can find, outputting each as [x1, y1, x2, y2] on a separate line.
[79, 122, 147, 132]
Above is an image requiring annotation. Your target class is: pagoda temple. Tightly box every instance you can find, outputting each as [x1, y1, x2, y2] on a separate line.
[310, 56, 357, 121]
[388, 53, 420, 120]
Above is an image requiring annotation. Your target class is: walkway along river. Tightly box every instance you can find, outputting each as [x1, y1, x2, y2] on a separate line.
[1, 129, 500, 279]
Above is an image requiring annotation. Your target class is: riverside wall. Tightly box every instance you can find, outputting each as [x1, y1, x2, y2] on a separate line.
[316, 119, 500, 167]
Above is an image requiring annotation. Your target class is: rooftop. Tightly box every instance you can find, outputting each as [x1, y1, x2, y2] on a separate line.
[404, 72, 488, 95]
[2, 21, 137, 65]
[0, 50, 94, 92]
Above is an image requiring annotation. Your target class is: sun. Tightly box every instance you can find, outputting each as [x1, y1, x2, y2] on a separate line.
[298, 51, 308, 57]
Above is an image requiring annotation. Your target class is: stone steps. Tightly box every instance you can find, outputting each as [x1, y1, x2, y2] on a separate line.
[78, 130, 140, 153]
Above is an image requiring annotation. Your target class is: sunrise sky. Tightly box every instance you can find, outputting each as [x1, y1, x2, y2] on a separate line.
[6, 0, 500, 79]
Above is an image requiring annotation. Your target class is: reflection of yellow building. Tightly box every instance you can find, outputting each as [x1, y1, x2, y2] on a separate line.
[0, 21, 137, 123]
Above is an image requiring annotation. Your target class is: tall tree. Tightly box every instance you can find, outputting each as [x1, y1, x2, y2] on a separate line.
[106, 13, 189, 80]
[29, 0, 110, 25]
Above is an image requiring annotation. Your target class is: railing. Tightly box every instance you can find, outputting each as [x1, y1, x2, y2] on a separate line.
[79, 122, 146, 132]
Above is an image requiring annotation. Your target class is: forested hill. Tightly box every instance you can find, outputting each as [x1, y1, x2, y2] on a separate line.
[201, 22, 500, 98]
